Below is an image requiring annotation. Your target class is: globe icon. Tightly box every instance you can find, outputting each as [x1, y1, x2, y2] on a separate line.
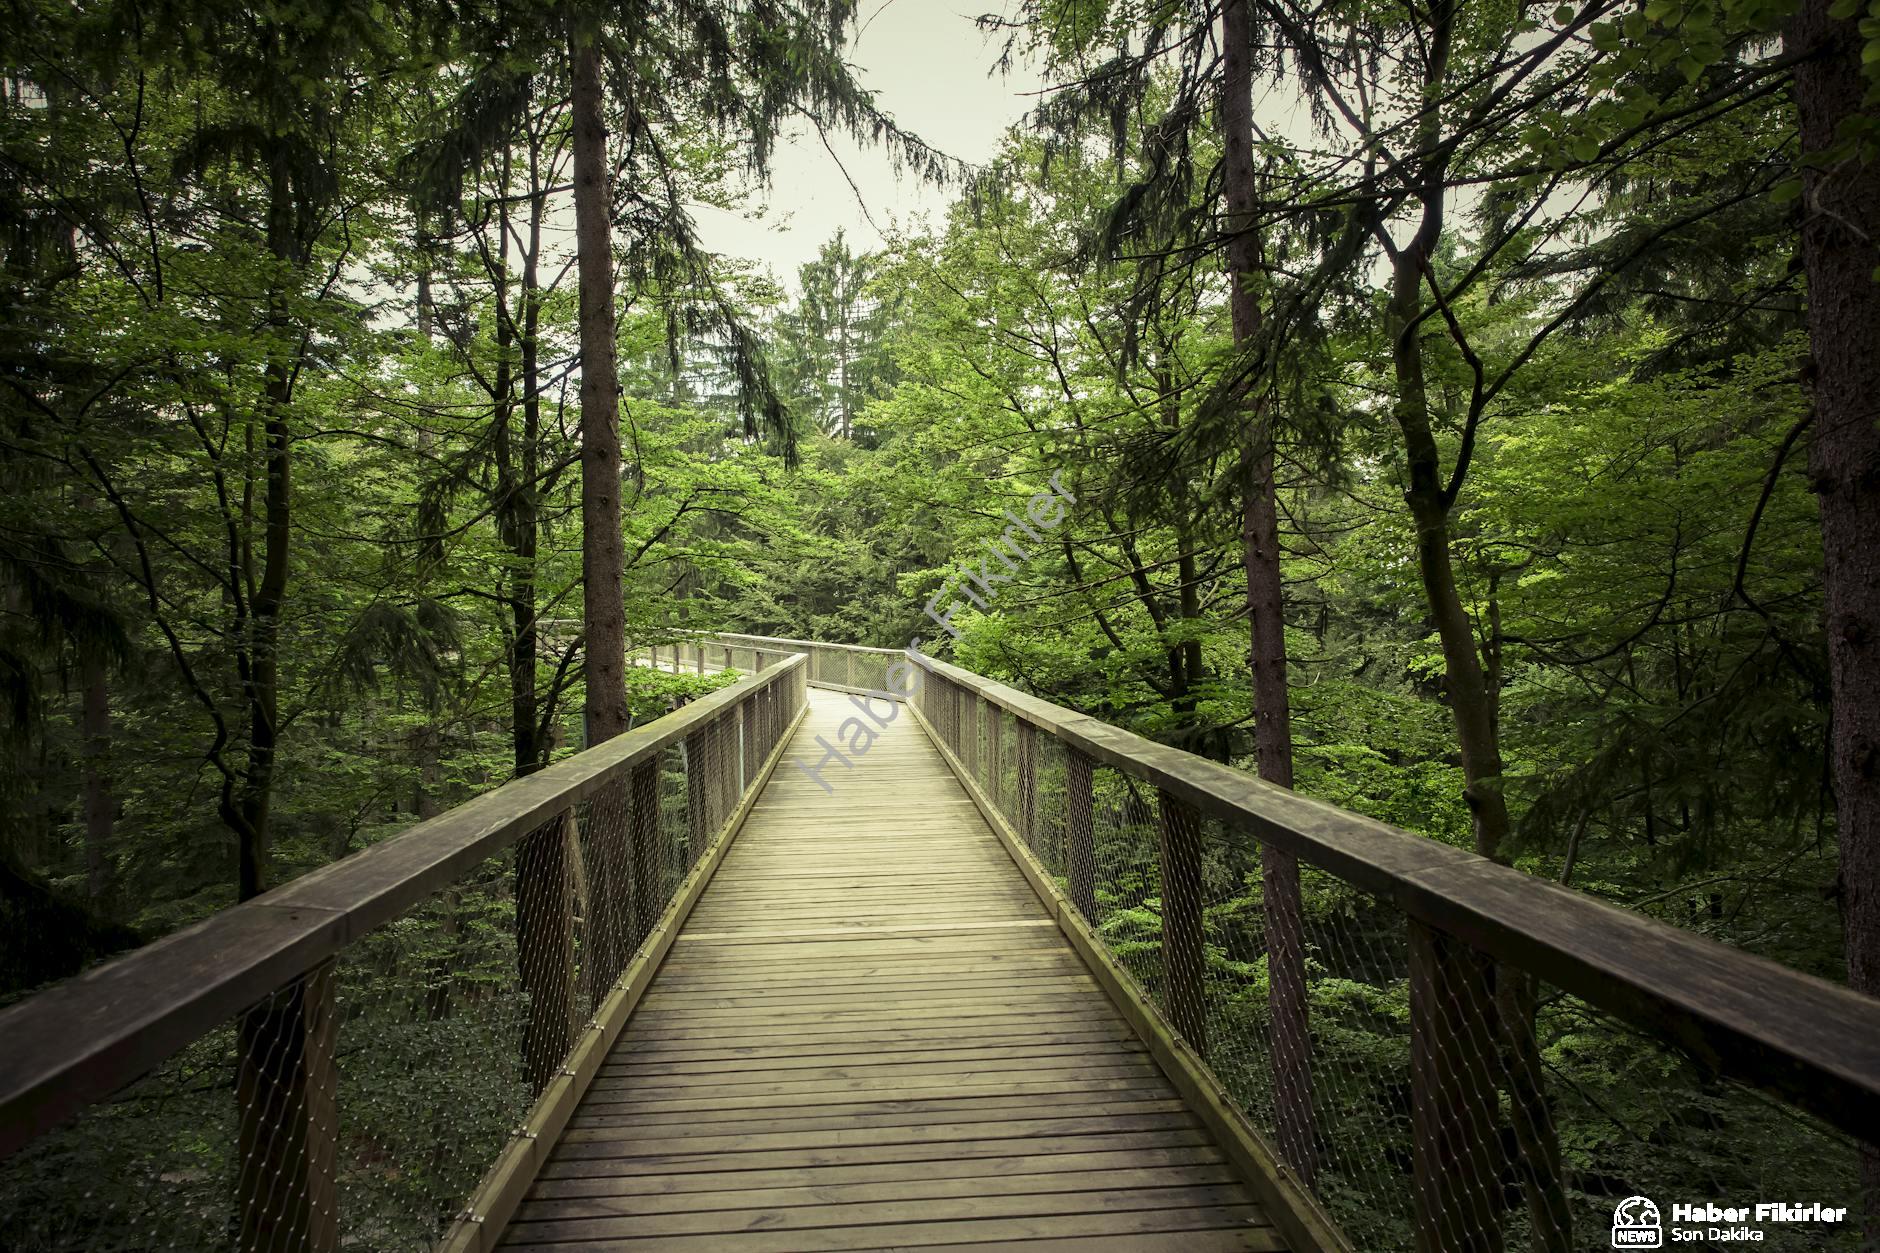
[1612, 1197, 1662, 1248]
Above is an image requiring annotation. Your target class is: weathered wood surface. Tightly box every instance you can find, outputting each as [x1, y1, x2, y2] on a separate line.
[499, 689, 1285, 1252]
[0, 658, 806, 1161]
[907, 651, 1880, 1143]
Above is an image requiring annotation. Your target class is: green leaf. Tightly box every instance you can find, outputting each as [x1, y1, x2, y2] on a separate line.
[1770, 177, 1803, 203]
[1571, 136, 1602, 162]
[1554, 3, 1576, 21]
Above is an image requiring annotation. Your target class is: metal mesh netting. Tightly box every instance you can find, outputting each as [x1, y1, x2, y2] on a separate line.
[911, 667, 1867, 1252]
[635, 635, 873, 687]
[0, 667, 806, 1253]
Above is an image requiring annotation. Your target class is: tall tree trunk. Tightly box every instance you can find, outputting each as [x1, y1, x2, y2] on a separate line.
[558, 10, 636, 1059]
[570, 14, 628, 749]
[1379, 6, 1569, 1244]
[1788, 0, 1880, 1234]
[230, 145, 298, 904]
[234, 140, 336, 1253]
[1221, 0, 1315, 1187]
[80, 651, 113, 906]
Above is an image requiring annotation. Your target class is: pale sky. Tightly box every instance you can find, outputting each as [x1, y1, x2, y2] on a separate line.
[691, 2, 1048, 285]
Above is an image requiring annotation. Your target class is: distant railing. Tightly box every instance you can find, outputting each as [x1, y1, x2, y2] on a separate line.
[0, 656, 810, 1253]
[905, 649, 1880, 1253]
[640, 629, 903, 697]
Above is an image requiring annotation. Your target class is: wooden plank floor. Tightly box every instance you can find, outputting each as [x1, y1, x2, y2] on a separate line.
[499, 688, 1285, 1252]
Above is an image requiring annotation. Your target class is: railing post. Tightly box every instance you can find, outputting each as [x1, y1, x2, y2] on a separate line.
[236, 961, 338, 1253]
[515, 810, 577, 1095]
[1156, 786, 1207, 1056]
[962, 688, 978, 780]
[987, 707, 1003, 816]
[1067, 748, 1096, 921]
[695, 642, 705, 674]
[699, 716, 720, 842]
[585, 781, 630, 991]
[712, 714, 734, 836]
[1267, 841, 1317, 1187]
[1409, 919, 1505, 1253]
[1017, 721, 1037, 848]
[742, 695, 758, 795]
[846, 648, 856, 689]
[685, 720, 710, 856]
[629, 756, 662, 948]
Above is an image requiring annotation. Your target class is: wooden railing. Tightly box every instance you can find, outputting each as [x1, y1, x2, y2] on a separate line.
[645, 628, 905, 696]
[8, 626, 1876, 1252]
[904, 649, 1880, 1251]
[0, 656, 809, 1253]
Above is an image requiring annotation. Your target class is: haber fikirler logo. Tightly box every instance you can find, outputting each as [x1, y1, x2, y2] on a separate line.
[1612, 1196, 1662, 1248]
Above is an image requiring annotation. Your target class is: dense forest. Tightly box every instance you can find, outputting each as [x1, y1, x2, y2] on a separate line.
[2, 0, 1879, 1247]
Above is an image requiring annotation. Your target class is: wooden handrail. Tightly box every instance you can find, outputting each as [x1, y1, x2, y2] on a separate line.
[0, 656, 808, 1160]
[905, 649, 1880, 1144]
[673, 627, 903, 656]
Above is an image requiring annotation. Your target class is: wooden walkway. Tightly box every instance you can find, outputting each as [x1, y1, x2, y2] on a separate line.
[498, 689, 1286, 1252]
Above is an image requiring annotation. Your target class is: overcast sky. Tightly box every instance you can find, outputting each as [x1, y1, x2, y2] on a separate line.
[690, 2, 1048, 286]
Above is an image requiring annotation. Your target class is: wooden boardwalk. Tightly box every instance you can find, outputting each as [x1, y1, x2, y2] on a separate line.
[498, 689, 1286, 1252]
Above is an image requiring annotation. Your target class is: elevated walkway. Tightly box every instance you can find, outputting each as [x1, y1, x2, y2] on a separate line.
[3, 634, 1875, 1253]
[497, 689, 1285, 1251]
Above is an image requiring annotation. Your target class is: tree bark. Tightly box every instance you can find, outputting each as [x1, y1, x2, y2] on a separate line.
[566, 14, 638, 1003]
[1788, 0, 1880, 1234]
[1376, 5, 1569, 1243]
[570, 14, 629, 749]
[1221, 0, 1315, 1186]
[229, 145, 299, 903]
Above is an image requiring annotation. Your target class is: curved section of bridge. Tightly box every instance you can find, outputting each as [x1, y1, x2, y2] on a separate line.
[496, 689, 1283, 1252]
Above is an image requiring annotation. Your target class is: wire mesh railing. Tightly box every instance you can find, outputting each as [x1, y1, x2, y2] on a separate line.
[907, 649, 1878, 1253]
[647, 629, 901, 694]
[0, 655, 809, 1253]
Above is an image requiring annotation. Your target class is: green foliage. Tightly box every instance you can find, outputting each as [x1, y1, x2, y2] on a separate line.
[0, 0, 1866, 1243]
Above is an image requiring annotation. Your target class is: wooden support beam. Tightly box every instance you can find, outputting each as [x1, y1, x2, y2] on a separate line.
[1268, 841, 1316, 1187]
[1157, 787, 1208, 1058]
[516, 810, 578, 1096]
[583, 783, 630, 992]
[1409, 920, 1505, 1253]
[236, 961, 338, 1253]
[685, 725, 710, 857]
[987, 707, 1004, 818]
[1018, 722, 1037, 850]
[628, 757, 662, 951]
[1067, 748, 1096, 922]
[961, 687, 978, 781]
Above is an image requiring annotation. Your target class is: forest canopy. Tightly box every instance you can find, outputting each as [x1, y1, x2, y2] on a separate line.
[1, 0, 1878, 1246]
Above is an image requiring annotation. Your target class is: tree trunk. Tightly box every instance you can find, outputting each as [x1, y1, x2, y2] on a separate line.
[233, 140, 334, 1253]
[1788, 0, 1880, 1234]
[566, 11, 637, 1008]
[230, 145, 298, 903]
[570, 14, 629, 749]
[1377, 6, 1569, 1239]
[1221, 0, 1315, 1186]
